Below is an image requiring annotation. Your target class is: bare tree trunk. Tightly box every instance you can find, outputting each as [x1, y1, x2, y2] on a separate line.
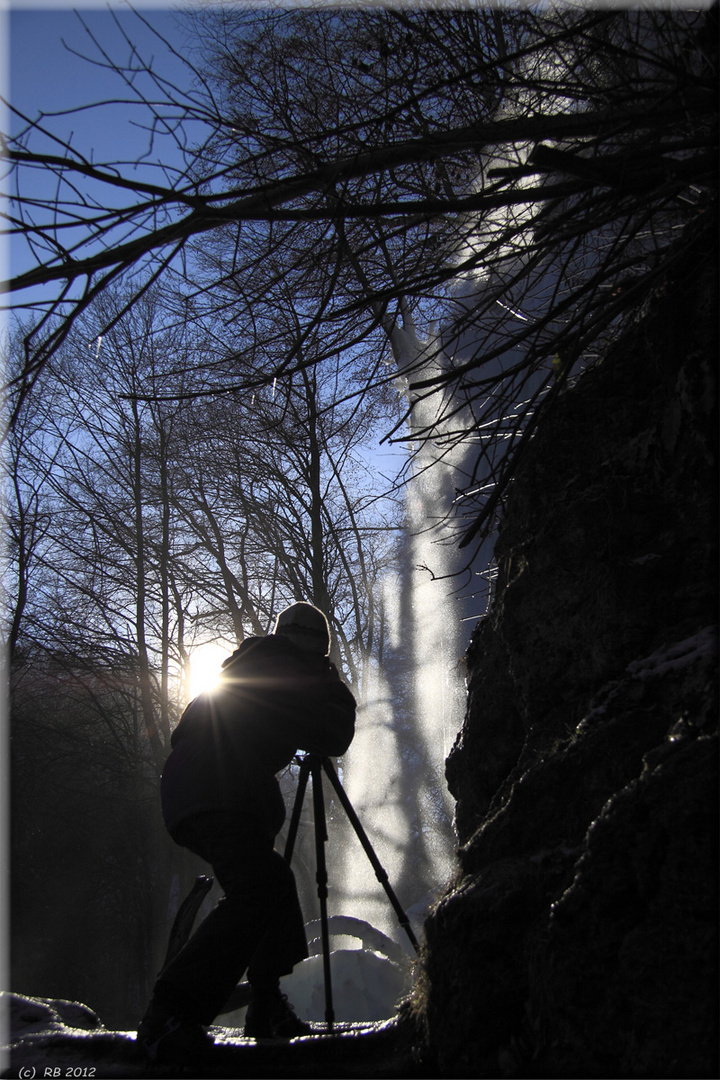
[130, 398, 163, 769]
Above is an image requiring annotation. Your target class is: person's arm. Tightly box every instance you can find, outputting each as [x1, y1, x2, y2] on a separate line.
[295, 673, 356, 756]
[217, 636, 356, 756]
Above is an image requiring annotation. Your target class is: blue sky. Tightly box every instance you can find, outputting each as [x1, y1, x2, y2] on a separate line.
[7, 5, 195, 164]
[4, 4, 205, 294]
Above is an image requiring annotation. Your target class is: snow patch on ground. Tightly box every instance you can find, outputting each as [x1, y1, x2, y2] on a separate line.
[285, 948, 411, 1023]
[221, 946, 413, 1028]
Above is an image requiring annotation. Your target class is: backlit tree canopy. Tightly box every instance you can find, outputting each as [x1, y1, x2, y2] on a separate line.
[4, 4, 717, 547]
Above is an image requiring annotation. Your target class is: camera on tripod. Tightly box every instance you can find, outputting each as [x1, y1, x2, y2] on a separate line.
[284, 753, 419, 1030]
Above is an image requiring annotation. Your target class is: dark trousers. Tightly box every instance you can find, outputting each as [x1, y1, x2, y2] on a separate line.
[154, 811, 308, 1025]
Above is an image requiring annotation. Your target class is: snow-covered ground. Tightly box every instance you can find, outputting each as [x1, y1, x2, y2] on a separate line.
[2, 989, 414, 1079]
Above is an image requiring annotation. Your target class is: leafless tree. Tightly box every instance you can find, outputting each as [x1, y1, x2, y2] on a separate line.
[4, 5, 715, 554]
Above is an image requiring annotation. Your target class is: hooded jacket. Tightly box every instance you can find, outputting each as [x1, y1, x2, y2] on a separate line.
[160, 634, 356, 837]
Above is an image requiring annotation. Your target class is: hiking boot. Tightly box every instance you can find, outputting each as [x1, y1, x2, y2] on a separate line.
[137, 1009, 213, 1063]
[244, 990, 312, 1039]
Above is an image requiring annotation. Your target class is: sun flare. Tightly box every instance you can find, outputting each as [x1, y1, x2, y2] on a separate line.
[188, 642, 230, 699]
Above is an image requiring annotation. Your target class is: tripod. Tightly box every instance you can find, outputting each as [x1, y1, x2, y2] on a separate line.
[283, 753, 419, 1031]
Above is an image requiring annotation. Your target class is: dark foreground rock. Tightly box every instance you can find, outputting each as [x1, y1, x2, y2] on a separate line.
[414, 220, 718, 1078]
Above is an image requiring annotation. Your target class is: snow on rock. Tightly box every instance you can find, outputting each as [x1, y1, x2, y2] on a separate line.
[626, 625, 718, 680]
[6, 994, 102, 1035]
[1, 992, 140, 1079]
[576, 625, 718, 733]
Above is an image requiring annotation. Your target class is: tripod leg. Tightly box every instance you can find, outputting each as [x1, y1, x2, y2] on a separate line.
[320, 757, 420, 954]
[284, 755, 311, 863]
[310, 759, 335, 1032]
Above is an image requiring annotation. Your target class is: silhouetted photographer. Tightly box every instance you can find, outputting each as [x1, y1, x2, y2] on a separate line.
[138, 602, 356, 1064]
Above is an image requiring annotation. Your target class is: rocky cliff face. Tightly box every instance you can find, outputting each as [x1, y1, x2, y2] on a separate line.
[414, 223, 718, 1079]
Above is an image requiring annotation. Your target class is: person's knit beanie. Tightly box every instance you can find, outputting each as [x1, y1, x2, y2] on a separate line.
[274, 602, 330, 656]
